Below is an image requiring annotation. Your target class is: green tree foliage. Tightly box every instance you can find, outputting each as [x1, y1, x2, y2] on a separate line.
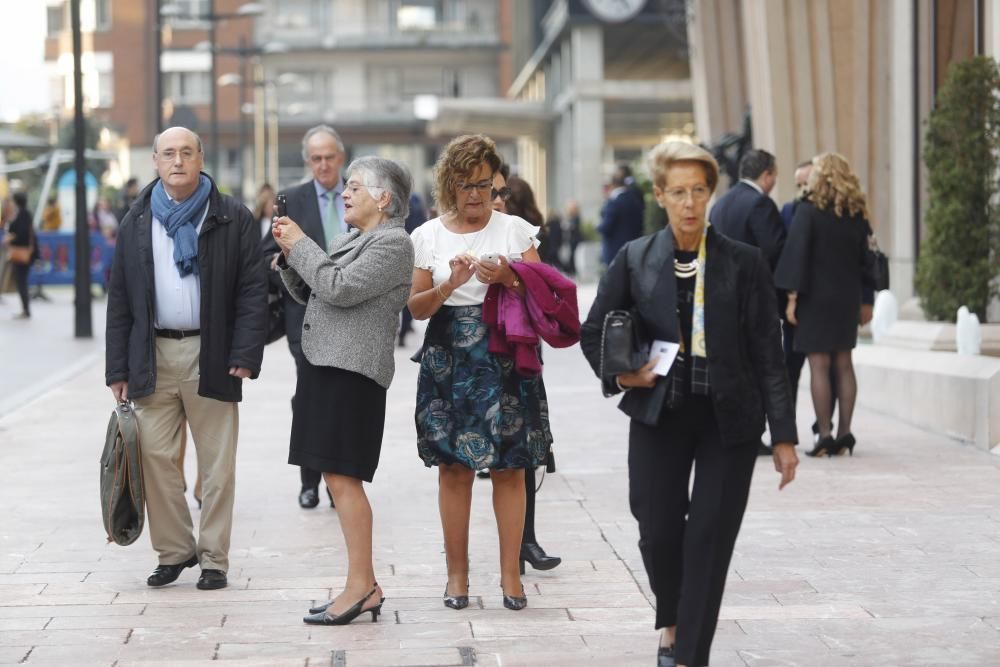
[916, 56, 1000, 321]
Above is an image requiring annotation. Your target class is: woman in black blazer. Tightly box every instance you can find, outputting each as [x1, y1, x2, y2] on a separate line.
[775, 153, 873, 458]
[580, 141, 799, 667]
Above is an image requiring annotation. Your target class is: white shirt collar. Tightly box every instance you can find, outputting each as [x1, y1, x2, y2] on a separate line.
[740, 178, 764, 195]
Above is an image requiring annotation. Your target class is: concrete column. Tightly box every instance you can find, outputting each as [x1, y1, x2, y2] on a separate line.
[687, 0, 747, 143]
[889, 0, 916, 304]
[569, 25, 605, 228]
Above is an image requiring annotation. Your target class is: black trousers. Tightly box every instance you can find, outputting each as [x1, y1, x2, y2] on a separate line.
[289, 339, 321, 490]
[628, 396, 757, 667]
[12, 263, 30, 315]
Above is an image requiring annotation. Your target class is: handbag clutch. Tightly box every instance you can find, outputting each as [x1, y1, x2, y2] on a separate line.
[865, 234, 890, 292]
[6, 245, 32, 266]
[599, 309, 648, 378]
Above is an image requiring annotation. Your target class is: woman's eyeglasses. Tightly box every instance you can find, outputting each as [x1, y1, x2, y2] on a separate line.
[491, 187, 512, 202]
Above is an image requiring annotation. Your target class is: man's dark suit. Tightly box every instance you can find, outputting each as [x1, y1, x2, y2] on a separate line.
[708, 181, 786, 270]
[261, 179, 330, 493]
[598, 187, 644, 266]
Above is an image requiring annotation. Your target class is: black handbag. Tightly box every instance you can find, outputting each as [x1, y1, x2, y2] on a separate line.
[599, 309, 648, 379]
[100, 402, 145, 546]
[865, 234, 890, 292]
[265, 289, 286, 344]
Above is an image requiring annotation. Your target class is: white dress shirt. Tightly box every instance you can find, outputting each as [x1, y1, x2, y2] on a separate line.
[152, 202, 209, 330]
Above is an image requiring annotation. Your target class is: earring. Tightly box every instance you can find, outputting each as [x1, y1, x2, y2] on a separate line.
[377, 206, 383, 212]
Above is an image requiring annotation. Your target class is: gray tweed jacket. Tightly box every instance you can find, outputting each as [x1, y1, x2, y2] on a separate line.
[279, 218, 414, 388]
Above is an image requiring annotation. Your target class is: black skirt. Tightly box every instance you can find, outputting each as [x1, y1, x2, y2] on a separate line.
[289, 360, 387, 482]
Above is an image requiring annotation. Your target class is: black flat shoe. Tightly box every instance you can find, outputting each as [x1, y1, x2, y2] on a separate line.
[304, 587, 382, 625]
[196, 569, 228, 590]
[806, 435, 836, 458]
[519, 542, 561, 574]
[146, 555, 198, 587]
[502, 585, 527, 611]
[832, 433, 856, 456]
[299, 488, 319, 509]
[657, 644, 676, 667]
[443, 583, 469, 610]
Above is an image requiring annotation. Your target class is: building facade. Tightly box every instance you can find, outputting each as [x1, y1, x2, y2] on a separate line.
[688, 0, 999, 307]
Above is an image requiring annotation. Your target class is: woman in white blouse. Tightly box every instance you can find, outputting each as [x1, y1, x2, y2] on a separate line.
[408, 134, 552, 612]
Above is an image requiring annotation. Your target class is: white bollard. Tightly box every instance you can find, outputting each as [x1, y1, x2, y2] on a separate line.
[871, 290, 898, 343]
[956, 306, 982, 355]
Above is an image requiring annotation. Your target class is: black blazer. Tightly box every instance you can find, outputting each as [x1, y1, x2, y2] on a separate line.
[580, 227, 797, 447]
[260, 179, 330, 347]
[708, 181, 786, 270]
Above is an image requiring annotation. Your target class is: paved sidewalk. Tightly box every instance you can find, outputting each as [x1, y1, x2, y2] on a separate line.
[1, 287, 1000, 665]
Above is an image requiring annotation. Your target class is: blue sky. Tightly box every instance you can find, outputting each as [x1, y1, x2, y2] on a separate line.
[0, 2, 49, 122]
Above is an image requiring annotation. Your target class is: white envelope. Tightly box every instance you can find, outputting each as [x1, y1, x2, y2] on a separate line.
[649, 340, 680, 376]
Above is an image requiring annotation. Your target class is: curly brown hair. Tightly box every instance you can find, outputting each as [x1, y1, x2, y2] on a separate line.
[806, 152, 869, 220]
[432, 134, 502, 214]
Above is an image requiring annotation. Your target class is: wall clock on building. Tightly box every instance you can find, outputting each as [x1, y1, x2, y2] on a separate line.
[583, 0, 646, 22]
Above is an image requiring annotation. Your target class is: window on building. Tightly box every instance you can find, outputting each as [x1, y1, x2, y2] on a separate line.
[95, 0, 111, 30]
[395, 0, 438, 30]
[164, 71, 211, 105]
[47, 3, 65, 36]
[274, 0, 325, 29]
[276, 71, 327, 117]
[97, 71, 114, 107]
[171, 0, 209, 20]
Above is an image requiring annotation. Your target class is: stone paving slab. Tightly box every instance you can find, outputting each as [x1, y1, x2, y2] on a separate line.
[2, 286, 1000, 665]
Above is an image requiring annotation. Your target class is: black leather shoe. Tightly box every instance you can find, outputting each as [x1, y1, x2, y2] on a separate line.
[299, 488, 319, 509]
[304, 587, 381, 625]
[443, 583, 469, 610]
[146, 555, 198, 587]
[657, 644, 676, 667]
[756, 441, 773, 456]
[519, 542, 561, 574]
[196, 569, 228, 590]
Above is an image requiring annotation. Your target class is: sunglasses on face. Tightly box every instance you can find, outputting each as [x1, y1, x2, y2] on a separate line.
[492, 187, 512, 201]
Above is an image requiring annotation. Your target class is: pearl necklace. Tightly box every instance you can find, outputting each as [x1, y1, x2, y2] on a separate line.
[674, 257, 698, 279]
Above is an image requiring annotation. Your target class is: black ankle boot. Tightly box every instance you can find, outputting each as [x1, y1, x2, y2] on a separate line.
[519, 542, 561, 574]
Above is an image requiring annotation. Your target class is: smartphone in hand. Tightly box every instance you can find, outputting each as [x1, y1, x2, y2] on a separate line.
[276, 193, 288, 218]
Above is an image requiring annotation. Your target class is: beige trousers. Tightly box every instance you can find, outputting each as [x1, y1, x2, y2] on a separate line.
[133, 336, 238, 572]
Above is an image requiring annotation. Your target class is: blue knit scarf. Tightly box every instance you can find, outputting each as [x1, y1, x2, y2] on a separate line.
[151, 175, 211, 277]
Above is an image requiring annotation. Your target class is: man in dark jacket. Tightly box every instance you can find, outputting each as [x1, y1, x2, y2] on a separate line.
[598, 164, 645, 266]
[260, 124, 346, 509]
[105, 127, 267, 591]
[709, 149, 786, 271]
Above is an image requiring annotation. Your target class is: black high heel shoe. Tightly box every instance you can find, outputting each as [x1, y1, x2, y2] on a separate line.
[303, 586, 382, 625]
[519, 542, 561, 574]
[832, 433, 856, 456]
[443, 582, 469, 610]
[806, 435, 836, 458]
[657, 644, 676, 667]
[309, 591, 386, 615]
[502, 584, 527, 611]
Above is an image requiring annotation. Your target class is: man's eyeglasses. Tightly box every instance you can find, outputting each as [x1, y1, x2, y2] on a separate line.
[309, 154, 340, 165]
[156, 149, 199, 163]
[457, 180, 492, 193]
[492, 187, 512, 202]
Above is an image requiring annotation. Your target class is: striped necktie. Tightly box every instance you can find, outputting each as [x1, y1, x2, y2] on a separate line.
[324, 191, 341, 251]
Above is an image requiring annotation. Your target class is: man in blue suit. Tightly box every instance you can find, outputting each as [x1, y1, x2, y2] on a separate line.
[262, 124, 348, 510]
[598, 164, 645, 266]
[709, 149, 785, 271]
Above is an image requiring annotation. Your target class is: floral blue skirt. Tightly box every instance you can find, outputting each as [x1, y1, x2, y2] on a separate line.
[416, 305, 553, 470]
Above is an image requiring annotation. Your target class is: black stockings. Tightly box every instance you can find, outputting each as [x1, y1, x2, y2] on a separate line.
[807, 351, 857, 438]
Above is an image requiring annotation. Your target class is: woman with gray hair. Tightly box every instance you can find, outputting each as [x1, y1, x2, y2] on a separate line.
[271, 156, 415, 626]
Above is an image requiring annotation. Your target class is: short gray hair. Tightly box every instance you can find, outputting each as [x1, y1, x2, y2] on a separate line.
[346, 156, 412, 220]
[153, 127, 204, 154]
[301, 124, 344, 160]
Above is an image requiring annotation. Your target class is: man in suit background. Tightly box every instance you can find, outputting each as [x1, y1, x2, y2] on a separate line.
[709, 149, 786, 271]
[597, 163, 645, 266]
[264, 124, 347, 509]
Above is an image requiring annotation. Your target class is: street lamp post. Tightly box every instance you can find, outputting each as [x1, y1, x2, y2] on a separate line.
[70, 0, 91, 338]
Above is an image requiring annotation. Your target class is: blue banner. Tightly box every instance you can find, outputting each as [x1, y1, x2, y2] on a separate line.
[0, 231, 114, 288]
